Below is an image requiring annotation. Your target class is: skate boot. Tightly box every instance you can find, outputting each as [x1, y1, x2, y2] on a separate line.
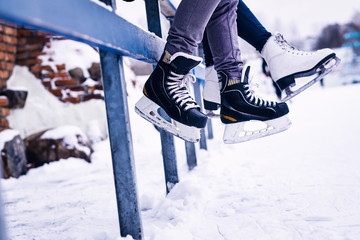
[219, 66, 291, 143]
[135, 50, 207, 142]
[261, 33, 341, 102]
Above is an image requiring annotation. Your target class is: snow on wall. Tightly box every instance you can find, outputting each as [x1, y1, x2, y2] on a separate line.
[6, 66, 108, 141]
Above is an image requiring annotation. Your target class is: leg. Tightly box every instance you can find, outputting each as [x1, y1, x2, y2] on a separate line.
[204, 0, 291, 143]
[136, 0, 223, 142]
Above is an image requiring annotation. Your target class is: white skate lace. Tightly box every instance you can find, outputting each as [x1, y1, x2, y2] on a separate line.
[167, 71, 199, 111]
[243, 77, 276, 107]
[275, 33, 313, 56]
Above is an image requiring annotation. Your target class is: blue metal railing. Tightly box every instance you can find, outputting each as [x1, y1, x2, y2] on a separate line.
[0, 0, 209, 239]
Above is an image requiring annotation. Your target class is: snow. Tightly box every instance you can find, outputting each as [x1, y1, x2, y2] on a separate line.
[6, 66, 108, 140]
[39, 39, 100, 78]
[40, 125, 92, 156]
[2, 69, 360, 239]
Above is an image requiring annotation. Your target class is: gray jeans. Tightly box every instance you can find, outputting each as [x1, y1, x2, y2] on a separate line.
[165, 0, 243, 79]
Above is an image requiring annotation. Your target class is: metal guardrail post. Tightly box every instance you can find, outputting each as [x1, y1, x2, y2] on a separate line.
[193, 80, 207, 150]
[0, 163, 8, 240]
[100, 50, 143, 240]
[145, 0, 179, 194]
[99, 1, 142, 239]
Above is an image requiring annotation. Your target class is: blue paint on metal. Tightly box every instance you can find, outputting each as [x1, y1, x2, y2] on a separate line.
[185, 141, 197, 171]
[0, 0, 164, 63]
[207, 117, 214, 139]
[145, 0, 180, 194]
[0, 163, 7, 240]
[193, 80, 207, 150]
[100, 51, 143, 239]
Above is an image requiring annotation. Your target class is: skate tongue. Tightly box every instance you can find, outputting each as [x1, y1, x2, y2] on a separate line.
[169, 52, 202, 74]
[241, 66, 251, 84]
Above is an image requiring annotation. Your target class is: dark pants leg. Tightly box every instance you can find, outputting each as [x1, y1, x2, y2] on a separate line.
[203, 0, 272, 67]
[205, 0, 243, 79]
[165, 0, 242, 79]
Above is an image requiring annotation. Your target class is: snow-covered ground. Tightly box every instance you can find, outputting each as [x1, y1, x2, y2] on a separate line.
[1, 63, 360, 239]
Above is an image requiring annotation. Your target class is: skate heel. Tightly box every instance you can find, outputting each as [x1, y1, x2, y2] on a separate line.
[203, 99, 220, 111]
[135, 96, 201, 142]
[276, 75, 295, 91]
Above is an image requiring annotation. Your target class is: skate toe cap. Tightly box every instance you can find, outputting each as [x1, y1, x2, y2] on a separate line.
[278, 102, 289, 115]
[187, 109, 208, 128]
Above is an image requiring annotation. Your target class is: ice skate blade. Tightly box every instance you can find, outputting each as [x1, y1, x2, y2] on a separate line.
[135, 96, 200, 142]
[223, 115, 291, 144]
[280, 56, 341, 102]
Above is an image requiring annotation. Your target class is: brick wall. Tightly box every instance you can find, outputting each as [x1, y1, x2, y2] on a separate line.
[0, 20, 105, 132]
[0, 20, 16, 130]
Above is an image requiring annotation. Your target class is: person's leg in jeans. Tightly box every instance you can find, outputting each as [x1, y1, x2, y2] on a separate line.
[203, 0, 290, 143]
[203, 0, 338, 106]
[136, 0, 235, 141]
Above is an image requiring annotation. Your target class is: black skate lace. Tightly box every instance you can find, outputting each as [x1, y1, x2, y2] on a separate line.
[167, 71, 199, 111]
[243, 80, 276, 107]
[275, 33, 312, 56]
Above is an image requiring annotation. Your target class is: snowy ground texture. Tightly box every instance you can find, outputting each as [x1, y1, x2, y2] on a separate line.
[2, 75, 360, 239]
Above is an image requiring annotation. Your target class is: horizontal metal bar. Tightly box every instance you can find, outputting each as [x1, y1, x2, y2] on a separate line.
[0, 0, 165, 63]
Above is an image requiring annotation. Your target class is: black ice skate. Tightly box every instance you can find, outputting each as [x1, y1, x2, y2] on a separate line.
[262, 33, 341, 102]
[135, 51, 207, 142]
[219, 66, 291, 143]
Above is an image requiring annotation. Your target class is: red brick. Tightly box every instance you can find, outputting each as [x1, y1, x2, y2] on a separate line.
[69, 86, 85, 92]
[56, 64, 66, 71]
[0, 80, 7, 88]
[29, 51, 46, 58]
[16, 52, 28, 60]
[16, 58, 42, 66]
[26, 37, 50, 45]
[17, 44, 43, 52]
[17, 38, 27, 46]
[0, 118, 9, 128]
[55, 78, 77, 87]
[48, 88, 63, 97]
[36, 31, 51, 37]
[42, 81, 51, 88]
[30, 65, 54, 73]
[0, 43, 5, 51]
[5, 53, 15, 62]
[0, 70, 10, 80]
[17, 29, 32, 37]
[5, 44, 16, 54]
[4, 26, 17, 36]
[6, 62, 15, 71]
[0, 52, 4, 60]
[0, 108, 10, 117]
[46, 72, 69, 79]
[3, 35, 17, 45]
[0, 61, 6, 69]
[83, 94, 104, 102]
[62, 96, 80, 104]
[0, 97, 9, 107]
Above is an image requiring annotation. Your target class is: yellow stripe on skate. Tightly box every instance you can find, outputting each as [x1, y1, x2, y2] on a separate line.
[220, 114, 237, 122]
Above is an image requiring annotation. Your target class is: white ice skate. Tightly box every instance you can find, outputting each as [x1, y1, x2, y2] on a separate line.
[135, 96, 201, 142]
[261, 33, 341, 102]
